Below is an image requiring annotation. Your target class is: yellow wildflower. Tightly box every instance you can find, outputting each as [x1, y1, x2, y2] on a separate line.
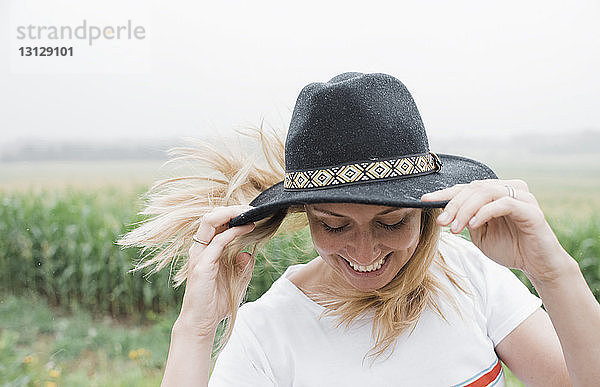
[23, 355, 33, 364]
[129, 349, 137, 359]
[49, 369, 60, 378]
[45, 382, 57, 387]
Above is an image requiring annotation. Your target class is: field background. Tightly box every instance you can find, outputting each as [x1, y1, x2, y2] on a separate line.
[1, 149, 599, 386]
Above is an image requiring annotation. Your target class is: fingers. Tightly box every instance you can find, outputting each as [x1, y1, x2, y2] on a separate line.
[420, 179, 530, 202]
[193, 205, 254, 244]
[467, 196, 528, 229]
[420, 184, 466, 202]
[420, 179, 536, 233]
[442, 184, 509, 233]
[200, 223, 255, 266]
[189, 205, 255, 269]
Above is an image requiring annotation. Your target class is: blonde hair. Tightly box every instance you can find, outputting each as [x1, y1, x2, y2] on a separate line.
[117, 124, 469, 360]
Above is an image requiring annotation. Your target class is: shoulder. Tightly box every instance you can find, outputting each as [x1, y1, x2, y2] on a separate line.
[435, 232, 525, 306]
[437, 232, 543, 346]
[240, 278, 292, 319]
[237, 265, 315, 332]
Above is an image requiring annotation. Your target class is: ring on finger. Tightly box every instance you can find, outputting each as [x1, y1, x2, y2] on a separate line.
[504, 184, 516, 199]
[194, 219, 218, 242]
[192, 234, 211, 246]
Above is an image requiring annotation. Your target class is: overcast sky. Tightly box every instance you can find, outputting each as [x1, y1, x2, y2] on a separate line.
[1, 0, 599, 148]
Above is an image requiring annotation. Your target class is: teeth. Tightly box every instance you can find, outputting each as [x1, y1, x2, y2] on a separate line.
[348, 254, 388, 273]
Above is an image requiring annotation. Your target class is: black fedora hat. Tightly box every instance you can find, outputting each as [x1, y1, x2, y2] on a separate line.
[229, 72, 496, 228]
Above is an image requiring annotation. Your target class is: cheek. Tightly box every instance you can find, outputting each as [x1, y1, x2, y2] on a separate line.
[307, 225, 340, 255]
[386, 218, 422, 250]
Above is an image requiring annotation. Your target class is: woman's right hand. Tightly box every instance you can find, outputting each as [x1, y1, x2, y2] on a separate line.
[174, 205, 256, 338]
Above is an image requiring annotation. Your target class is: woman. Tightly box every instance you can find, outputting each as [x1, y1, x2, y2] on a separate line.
[119, 72, 600, 386]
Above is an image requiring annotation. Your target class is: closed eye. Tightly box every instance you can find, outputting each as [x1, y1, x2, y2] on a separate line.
[321, 221, 347, 233]
[378, 218, 406, 231]
[321, 219, 406, 233]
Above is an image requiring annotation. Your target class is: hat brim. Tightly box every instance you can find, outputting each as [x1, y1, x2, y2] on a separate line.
[228, 154, 496, 227]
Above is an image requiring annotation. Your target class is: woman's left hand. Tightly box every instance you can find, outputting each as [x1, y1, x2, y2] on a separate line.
[421, 179, 574, 283]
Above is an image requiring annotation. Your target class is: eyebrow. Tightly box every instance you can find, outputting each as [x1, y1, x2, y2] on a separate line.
[310, 206, 408, 217]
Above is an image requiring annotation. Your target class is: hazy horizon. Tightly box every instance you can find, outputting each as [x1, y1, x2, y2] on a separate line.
[2, 128, 598, 163]
[2, 0, 599, 148]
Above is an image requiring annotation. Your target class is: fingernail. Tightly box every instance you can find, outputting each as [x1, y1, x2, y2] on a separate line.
[437, 212, 449, 223]
[450, 220, 460, 233]
[468, 217, 477, 227]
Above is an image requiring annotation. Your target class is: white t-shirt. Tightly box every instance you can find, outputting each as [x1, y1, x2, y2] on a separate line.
[209, 232, 542, 386]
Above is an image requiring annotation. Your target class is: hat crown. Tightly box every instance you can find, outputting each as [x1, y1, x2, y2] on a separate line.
[228, 72, 497, 228]
[285, 72, 430, 172]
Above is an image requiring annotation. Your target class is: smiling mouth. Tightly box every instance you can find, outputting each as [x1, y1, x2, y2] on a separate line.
[344, 252, 391, 273]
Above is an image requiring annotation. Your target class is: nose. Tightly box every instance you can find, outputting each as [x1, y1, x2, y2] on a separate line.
[346, 229, 382, 265]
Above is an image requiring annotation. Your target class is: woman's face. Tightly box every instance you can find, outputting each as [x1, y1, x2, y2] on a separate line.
[305, 203, 422, 291]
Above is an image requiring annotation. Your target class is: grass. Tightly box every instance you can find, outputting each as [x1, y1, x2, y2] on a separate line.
[0, 293, 175, 386]
[0, 293, 525, 386]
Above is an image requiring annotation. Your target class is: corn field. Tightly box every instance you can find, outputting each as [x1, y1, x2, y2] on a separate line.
[1, 187, 599, 319]
[0, 188, 316, 317]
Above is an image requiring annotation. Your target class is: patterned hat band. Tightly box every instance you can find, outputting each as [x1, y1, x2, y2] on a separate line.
[284, 152, 442, 190]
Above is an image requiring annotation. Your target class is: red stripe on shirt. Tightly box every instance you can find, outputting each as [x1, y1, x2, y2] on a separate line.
[463, 359, 502, 387]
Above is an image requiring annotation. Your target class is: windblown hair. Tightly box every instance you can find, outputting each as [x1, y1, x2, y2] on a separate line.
[117, 124, 469, 360]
